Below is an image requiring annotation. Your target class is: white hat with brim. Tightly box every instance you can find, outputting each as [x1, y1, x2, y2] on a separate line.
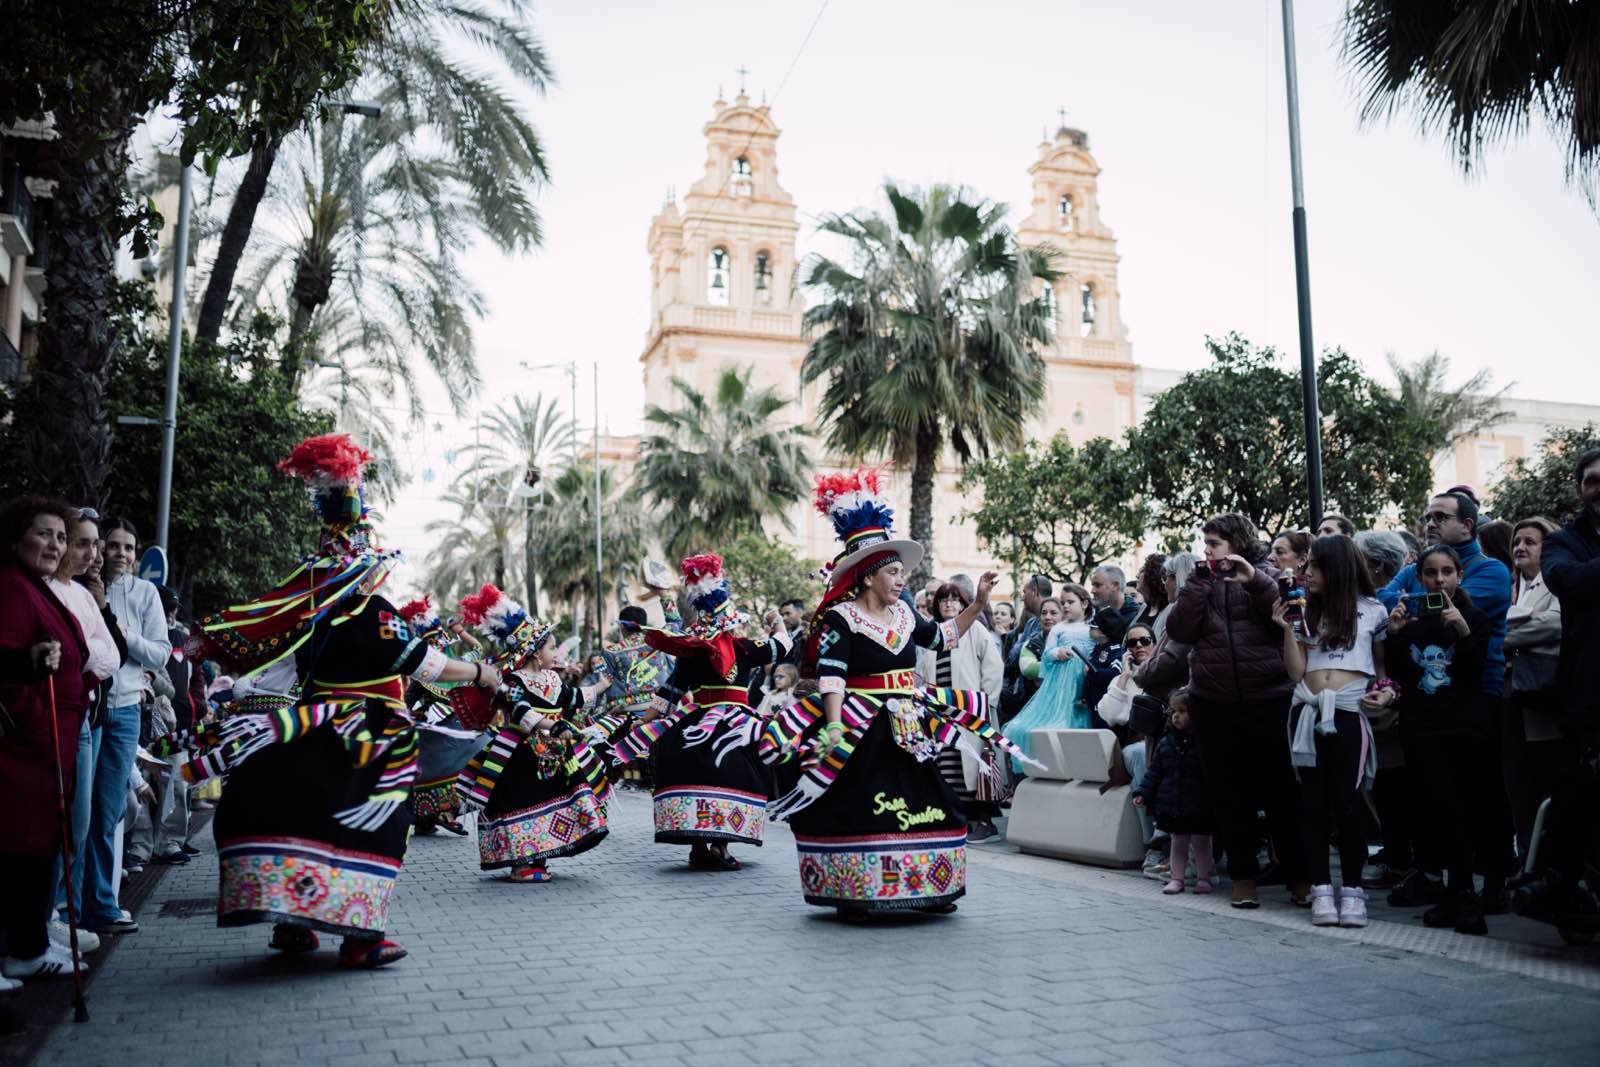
[826, 537, 924, 595]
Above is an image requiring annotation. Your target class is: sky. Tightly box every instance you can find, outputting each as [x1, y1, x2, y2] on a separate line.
[370, 0, 1600, 579]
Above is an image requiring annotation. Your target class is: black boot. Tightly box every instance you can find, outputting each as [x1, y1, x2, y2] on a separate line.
[1454, 891, 1488, 936]
[1422, 893, 1460, 929]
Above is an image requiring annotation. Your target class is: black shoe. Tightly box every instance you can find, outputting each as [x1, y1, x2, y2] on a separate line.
[1422, 896, 1460, 929]
[153, 851, 190, 865]
[967, 821, 998, 842]
[1479, 884, 1510, 916]
[1455, 892, 1488, 936]
[179, 843, 201, 856]
[1388, 870, 1443, 908]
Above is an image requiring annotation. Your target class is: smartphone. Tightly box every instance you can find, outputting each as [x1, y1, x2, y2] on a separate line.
[1198, 559, 1238, 578]
[1405, 592, 1447, 617]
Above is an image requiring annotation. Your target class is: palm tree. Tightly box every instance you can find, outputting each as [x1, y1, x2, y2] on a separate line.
[1341, 1, 1600, 207]
[634, 368, 812, 555]
[800, 182, 1060, 583]
[231, 101, 502, 412]
[1387, 350, 1512, 455]
[468, 394, 577, 612]
[538, 465, 644, 647]
[423, 476, 523, 607]
[196, 0, 552, 343]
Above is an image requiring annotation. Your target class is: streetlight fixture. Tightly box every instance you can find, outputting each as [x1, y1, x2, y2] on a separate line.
[334, 100, 382, 119]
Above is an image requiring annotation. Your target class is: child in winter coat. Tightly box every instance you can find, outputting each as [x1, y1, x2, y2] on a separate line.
[1133, 689, 1213, 894]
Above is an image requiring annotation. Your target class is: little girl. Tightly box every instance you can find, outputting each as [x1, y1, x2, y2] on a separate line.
[1132, 689, 1212, 894]
[1004, 587, 1095, 770]
[1274, 535, 1396, 928]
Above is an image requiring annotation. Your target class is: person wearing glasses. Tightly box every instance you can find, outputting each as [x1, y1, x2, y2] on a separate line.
[1376, 490, 1514, 909]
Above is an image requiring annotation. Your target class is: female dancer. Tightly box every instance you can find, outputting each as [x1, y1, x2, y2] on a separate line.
[400, 597, 486, 836]
[157, 434, 500, 968]
[762, 469, 1040, 918]
[612, 553, 791, 870]
[455, 585, 611, 883]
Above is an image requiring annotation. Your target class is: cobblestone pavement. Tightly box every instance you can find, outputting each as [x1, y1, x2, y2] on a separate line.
[29, 791, 1600, 1067]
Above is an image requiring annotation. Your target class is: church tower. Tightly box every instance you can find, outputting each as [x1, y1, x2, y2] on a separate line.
[1014, 120, 1137, 441]
[640, 91, 806, 415]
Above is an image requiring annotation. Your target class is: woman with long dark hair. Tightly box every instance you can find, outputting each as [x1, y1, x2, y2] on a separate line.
[1274, 535, 1395, 928]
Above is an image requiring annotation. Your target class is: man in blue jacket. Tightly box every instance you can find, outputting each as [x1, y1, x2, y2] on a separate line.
[1378, 490, 1511, 697]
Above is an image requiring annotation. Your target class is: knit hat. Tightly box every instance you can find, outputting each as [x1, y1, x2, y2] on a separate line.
[459, 583, 550, 663]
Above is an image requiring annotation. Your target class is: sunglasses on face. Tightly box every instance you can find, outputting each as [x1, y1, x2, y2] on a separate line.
[1126, 636, 1154, 648]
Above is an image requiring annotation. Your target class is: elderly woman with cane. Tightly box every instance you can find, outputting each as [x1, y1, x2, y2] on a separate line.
[0, 495, 95, 1001]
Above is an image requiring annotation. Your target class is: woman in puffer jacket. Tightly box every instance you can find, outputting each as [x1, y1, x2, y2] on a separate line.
[1165, 513, 1306, 911]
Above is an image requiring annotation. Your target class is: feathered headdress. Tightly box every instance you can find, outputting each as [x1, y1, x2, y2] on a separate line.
[189, 432, 399, 676]
[460, 583, 550, 662]
[636, 552, 750, 677]
[398, 596, 448, 646]
[810, 467, 922, 593]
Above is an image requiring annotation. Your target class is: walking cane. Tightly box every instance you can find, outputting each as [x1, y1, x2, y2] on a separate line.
[46, 674, 89, 1023]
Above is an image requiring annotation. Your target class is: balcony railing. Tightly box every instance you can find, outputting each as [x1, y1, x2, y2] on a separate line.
[0, 163, 34, 256]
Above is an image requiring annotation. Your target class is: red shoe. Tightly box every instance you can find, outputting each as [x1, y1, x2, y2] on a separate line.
[338, 938, 407, 969]
[509, 864, 553, 883]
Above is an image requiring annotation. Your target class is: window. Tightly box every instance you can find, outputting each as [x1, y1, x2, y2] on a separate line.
[1040, 284, 1057, 334]
[707, 246, 730, 305]
[754, 250, 773, 306]
[1058, 194, 1074, 231]
[1476, 441, 1505, 484]
[732, 156, 753, 197]
[1080, 283, 1096, 337]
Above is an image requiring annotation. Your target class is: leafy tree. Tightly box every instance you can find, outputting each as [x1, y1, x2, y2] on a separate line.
[0, 283, 329, 613]
[197, 0, 553, 343]
[3, 0, 384, 508]
[634, 368, 812, 555]
[422, 476, 523, 608]
[1490, 423, 1600, 525]
[1387, 350, 1511, 454]
[1341, 0, 1600, 207]
[801, 182, 1059, 585]
[961, 435, 1152, 585]
[534, 466, 644, 648]
[1129, 333, 1436, 538]
[719, 532, 819, 620]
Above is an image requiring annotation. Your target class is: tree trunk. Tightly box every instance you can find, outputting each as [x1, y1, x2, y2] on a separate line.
[283, 245, 334, 389]
[26, 92, 139, 509]
[196, 140, 278, 344]
[908, 421, 938, 588]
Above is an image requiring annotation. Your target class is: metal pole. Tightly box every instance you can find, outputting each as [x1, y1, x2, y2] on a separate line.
[155, 164, 192, 552]
[1281, 0, 1324, 529]
[592, 361, 603, 649]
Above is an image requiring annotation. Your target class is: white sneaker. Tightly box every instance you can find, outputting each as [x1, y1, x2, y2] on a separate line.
[48, 919, 100, 954]
[3, 943, 91, 979]
[1338, 885, 1369, 928]
[1310, 884, 1339, 926]
[0, 975, 20, 993]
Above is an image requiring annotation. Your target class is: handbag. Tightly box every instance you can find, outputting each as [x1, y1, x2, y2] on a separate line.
[1128, 693, 1167, 737]
[1510, 648, 1559, 695]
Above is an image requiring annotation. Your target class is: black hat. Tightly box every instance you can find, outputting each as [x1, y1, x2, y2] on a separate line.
[158, 585, 180, 613]
[1091, 606, 1129, 644]
[616, 605, 649, 629]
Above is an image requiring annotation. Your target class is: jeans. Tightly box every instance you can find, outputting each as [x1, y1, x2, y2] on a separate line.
[1122, 740, 1155, 845]
[51, 716, 100, 921]
[84, 704, 140, 923]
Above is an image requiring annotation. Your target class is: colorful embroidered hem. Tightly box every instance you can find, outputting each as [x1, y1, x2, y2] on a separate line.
[409, 776, 458, 821]
[794, 829, 967, 910]
[217, 836, 400, 936]
[477, 786, 609, 869]
[654, 785, 767, 845]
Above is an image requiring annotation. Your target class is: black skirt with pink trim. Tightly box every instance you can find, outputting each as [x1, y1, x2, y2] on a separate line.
[476, 739, 609, 869]
[788, 712, 967, 911]
[651, 705, 770, 846]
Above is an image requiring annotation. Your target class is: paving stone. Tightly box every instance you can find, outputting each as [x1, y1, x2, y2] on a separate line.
[28, 792, 1599, 1067]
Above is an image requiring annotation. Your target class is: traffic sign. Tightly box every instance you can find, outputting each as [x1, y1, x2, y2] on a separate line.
[138, 545, 168, 587]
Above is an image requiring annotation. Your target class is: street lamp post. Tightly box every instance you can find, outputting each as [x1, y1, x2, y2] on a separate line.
[1280, 0, 1325, 528]
[593, 361, 602, 654]
[154, 163, 192, 552]
[520, 359, 581, 640]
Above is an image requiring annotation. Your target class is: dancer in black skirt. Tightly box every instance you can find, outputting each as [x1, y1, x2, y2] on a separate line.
[761, 469, 1038, 918]
[612, 553, 791, 870]
[454, 585, 612, 883]
[399, 597, 486, 836]
[156, 434, 501, 968]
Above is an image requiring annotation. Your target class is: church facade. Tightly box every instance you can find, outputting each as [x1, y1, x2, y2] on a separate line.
[626, 92, 1139, 576]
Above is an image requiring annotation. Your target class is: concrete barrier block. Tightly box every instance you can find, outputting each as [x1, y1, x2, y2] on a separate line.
[1006, 777, 1145, 868]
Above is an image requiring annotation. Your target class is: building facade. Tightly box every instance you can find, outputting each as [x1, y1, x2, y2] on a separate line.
[631, 93, 1137, 576]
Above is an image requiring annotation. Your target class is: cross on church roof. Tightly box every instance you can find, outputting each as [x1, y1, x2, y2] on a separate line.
[1057, 105, 1068, 128]
[738, 65, 750, 95]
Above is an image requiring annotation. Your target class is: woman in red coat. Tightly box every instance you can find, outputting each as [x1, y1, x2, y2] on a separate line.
[0, 494, 93, 981]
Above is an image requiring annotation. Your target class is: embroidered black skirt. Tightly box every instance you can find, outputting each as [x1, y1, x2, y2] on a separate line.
[477, 738, 608, 869]
[651, 705, 770, 846]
